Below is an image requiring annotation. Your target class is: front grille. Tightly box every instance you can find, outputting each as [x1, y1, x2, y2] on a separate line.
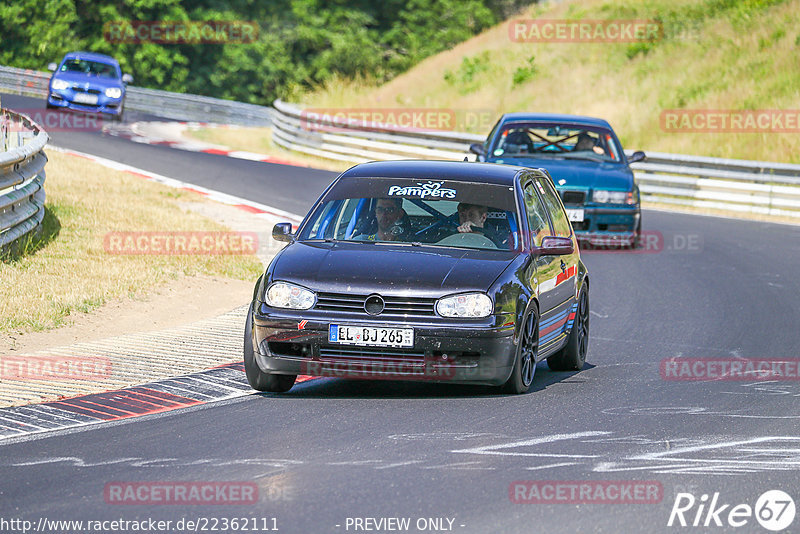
[319, 345, 425, 365]
[318, 346, 426, 373]
[72, 87, 101, 94]
[560, 190, 586, 205]
[315, 292, 436, 317]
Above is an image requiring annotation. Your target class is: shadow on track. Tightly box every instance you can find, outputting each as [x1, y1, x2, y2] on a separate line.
[253, 362, 596, 400]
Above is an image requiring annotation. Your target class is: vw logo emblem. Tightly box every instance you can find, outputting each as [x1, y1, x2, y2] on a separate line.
[364, 294, 385, 316]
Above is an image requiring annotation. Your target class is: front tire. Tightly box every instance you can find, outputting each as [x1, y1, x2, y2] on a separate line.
[631, 218, 642, 249]
[547, 285, 589, 371]
[502, 308, 538, 394]
[244, 305, 296, 392]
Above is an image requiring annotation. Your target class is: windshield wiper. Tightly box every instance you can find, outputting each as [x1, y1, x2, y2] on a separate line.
[301, 238, 339, 243]
[509, 152, 564, 158]
[559, 153, 607, 162]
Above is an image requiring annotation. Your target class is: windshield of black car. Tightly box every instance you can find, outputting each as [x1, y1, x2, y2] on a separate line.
[61, 59, 119, 79]
[490, 123, 623, 162]
[297, 177, 521, 251]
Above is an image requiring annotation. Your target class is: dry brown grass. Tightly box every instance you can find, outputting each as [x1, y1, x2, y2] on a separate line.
[185, 126, 350, 172]
[0, 150, 263, 333]
[300, 0, 800, 163]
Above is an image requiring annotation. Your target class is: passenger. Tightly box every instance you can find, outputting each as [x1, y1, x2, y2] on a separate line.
[503, 130, 534, 154]
[354, 198, 409, 241]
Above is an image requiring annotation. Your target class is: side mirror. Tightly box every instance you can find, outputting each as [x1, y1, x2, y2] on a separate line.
[47, 63, 58, 72]
[538, 236, 574, 255]
[628, 150, 646, 163]
[469, 142, 487, 161]
[272, 222, 294, 243]
[122, 73, 134, 84]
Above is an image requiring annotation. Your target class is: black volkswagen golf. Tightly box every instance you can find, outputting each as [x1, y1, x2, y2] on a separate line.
[245, 161, 589, 394]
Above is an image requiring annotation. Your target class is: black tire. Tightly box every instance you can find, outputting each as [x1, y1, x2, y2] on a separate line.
[502, 308, 538, 394]
[244, 305, 296, 392]
[46, 102, 56, 109]
[547, 285, 589, 371]
[630, 218, 642, 249]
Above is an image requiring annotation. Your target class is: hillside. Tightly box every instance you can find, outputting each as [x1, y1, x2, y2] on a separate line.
[300, 0, 800, 163]
[0, 0, 531, 105]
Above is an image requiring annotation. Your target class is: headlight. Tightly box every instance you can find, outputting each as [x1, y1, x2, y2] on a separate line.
[593, 190, 634, 204]
[265, 282, 315, 310]
[51, 80, 69, 91]
[105, 87, 123, 98]
[436, 292, 493, 318]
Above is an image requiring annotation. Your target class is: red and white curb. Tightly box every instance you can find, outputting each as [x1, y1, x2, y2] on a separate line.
[0, 147, 315, 442]
[48, 145, 304, 226]
[103, 121, 310, 168]
[0, 363, 318, 443]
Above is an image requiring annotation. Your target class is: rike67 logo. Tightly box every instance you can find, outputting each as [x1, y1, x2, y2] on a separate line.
[668, 490, 795, 531]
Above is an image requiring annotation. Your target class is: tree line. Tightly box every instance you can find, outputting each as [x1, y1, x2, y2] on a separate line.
[1, 0, 533, 104]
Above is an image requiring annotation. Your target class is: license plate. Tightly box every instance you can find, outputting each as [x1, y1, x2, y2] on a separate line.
[73, 93, 98, 105]
[329, 324, 414, 348]
[566, 208, 585, 222]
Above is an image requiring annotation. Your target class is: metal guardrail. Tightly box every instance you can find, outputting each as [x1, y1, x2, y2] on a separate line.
[0, 108, 48, 252]
[2, 64, 798, 219]
[0, 65, 272, 126]
[271, 100, 800, 219]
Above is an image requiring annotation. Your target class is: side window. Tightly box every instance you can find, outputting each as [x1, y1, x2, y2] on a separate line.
[334, 198, 359, 239]
[486, 118, 502, 150]
[523, 182, 549, 247]
[536, 177, 572, 237]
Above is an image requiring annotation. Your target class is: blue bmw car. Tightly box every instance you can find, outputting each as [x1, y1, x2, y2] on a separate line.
[470, 113, 645, 247]
[46, 52, 133, 121]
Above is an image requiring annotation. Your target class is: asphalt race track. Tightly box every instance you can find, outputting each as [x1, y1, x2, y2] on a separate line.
[2, 92, 800, 533]
[1, 93, 337, 216]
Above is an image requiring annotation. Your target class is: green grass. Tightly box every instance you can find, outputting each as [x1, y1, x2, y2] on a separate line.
[0, 151, 263, 333]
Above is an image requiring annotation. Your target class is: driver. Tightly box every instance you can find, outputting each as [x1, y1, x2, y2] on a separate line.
[354, 198, 409, 241]
[457, 203, 488, 234]
[456, 203, 510, 249]
[574, 132, 595, 151]
[574, 132, 605, 155]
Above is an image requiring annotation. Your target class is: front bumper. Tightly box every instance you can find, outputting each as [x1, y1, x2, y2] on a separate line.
[48, 92, 123, 116]
[251, 307, 518, 386]
[568, 205, 640, 246]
